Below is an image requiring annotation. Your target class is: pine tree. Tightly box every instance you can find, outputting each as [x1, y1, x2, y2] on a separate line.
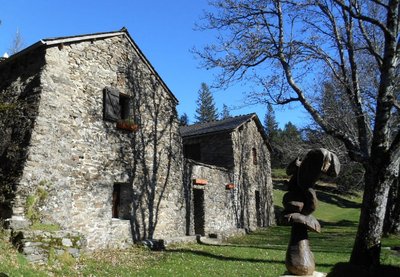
[179, 113, 189, 126]
[264, 103, 279, 142]
[221, 104, 231, 119]
[194, 83, 218, 123]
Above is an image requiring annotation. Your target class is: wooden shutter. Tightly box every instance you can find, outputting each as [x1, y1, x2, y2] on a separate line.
[103, 87, 121, 122]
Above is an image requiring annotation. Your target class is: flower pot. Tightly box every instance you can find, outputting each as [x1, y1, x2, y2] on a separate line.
[116, 121, 139, 132]
[193, 179, 208, 185]
[225, 183, 235, 190]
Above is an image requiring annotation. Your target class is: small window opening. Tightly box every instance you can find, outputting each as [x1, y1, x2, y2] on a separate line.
[112, 183, 133, 220]
[255, 190, 261, 227]
[119, 94, 131, 120]
[252, 148, 257, 165]
[103, 87, 131, 122]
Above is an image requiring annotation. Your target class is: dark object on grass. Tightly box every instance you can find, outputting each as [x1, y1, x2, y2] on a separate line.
[283, 148, 340, 275]
[327, 262, 400, 277]
[142, 239, 165, 251]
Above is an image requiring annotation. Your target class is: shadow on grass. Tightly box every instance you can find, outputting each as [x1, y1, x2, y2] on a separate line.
[273, 181, 288, 191]
[327, 262, 400, 277]
[319, 220, 358, 227]
[316, 191, 361, 209]
[196, 241, 352, 256]
[313, 184, 359, 196]
[273, 180, 361, 207]
[167, 248, 285, 264]
[167, 248, 337, 268]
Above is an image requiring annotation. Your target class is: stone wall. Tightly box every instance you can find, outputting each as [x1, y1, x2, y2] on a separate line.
[182, 119, 275, 234]
[0, 48, 46, 220]
[11, 229, 86, 264]
[1, 33, 186, 250]
[231, 119, 275, 231]
[184, 160, 243, 238]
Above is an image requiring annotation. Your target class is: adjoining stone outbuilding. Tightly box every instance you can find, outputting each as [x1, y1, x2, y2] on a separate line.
[181, 114, 275, 237]
[0, 28, 186, 250]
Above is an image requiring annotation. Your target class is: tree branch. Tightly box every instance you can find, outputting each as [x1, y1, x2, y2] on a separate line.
[333, 0, 392, 35]
[275, 0, 367, 163]
[357, 16, 384, 68]
[342, 5, 372, 155]
[369, 0, 390, 9]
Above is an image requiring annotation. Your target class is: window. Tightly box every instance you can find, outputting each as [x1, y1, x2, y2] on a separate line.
[252, 148, 257, 165]
[103, 87, 131, 122]
[112, 183, 133, 220]
[255, 190, 261, 227]
[119, 94, 130, 120]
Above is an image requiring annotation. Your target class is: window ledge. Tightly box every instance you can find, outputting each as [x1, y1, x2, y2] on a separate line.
[116, 121, 139, 132]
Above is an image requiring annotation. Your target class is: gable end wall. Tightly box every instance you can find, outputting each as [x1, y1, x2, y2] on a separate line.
[231, 119, 275, 230]
[5, 35, 185, 249]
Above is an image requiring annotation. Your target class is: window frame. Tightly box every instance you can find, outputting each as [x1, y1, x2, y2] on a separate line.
[103, 87, 132, 122]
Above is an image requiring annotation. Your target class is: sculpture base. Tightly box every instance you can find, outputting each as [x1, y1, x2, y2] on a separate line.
[280, 271, 326, 277]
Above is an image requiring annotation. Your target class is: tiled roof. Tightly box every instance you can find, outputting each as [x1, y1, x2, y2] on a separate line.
[180, 113, 257, 138]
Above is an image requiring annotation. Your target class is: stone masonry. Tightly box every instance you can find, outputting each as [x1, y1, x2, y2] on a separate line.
[184, 160, 240, 238]
[0, 29, 185, 251]
[181, 114, 275, 236]
[0, 29, 275, 262]
[231, 115, 275, 230]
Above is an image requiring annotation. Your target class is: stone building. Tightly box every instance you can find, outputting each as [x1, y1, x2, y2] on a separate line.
[0, 28, 186, 250]
[181, 114, 275, 237]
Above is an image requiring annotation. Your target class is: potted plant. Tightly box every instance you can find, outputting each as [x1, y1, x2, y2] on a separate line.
[225, 183, 235, 190]
[193, 179, 208, 185]
[116, 118, 139, 132]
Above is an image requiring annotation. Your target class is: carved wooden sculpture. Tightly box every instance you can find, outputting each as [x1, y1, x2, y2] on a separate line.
[283, 148, 340, 275]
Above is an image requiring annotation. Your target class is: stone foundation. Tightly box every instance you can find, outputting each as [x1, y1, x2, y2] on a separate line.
[11, 229, 86, 264]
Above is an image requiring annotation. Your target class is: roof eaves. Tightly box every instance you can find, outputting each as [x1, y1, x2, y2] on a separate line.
[231, 113, 272, 151]
[121, 29, 179, 104]
[42, 30, 126, 46]
[181, 128, 234, 139]
[251, 115, 272, 151]
[0, 40, 45, 68]
[1, 28, 179, 104]
[231, 113, 256, 131]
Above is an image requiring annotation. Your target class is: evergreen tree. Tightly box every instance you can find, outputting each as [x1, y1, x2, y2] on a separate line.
[274, 121, 306, 168]
[179, 113, 189, 126]
[221, 104, 231, 119]
[194, 83, 218, 123]
[264, 103, 279, 142]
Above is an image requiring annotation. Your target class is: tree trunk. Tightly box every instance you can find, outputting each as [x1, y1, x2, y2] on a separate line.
[383, 172, 400, 235]
[350, 164, 392, 266]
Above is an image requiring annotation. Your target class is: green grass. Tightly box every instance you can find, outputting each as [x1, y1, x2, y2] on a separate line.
[271, 168, 288, 179]
[0, 183, 399, 276]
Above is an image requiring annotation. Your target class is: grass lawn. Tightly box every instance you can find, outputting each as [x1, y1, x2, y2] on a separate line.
[1, 182, 399, 276]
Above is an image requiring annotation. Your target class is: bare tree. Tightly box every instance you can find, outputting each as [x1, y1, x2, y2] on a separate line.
[195, 0, 400, 267]
[9, 29, 24, 55]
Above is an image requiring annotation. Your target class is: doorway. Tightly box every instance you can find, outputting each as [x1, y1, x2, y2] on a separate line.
[255, 190, 262, 227]
[193, 189, 205, 236]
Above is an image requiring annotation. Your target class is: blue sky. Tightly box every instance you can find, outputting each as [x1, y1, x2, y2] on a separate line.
[0, 0, 308, 128]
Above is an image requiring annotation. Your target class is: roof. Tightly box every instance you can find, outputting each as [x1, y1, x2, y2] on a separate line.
[180, 113, 271, 150]
[0, 28, 179, 103]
